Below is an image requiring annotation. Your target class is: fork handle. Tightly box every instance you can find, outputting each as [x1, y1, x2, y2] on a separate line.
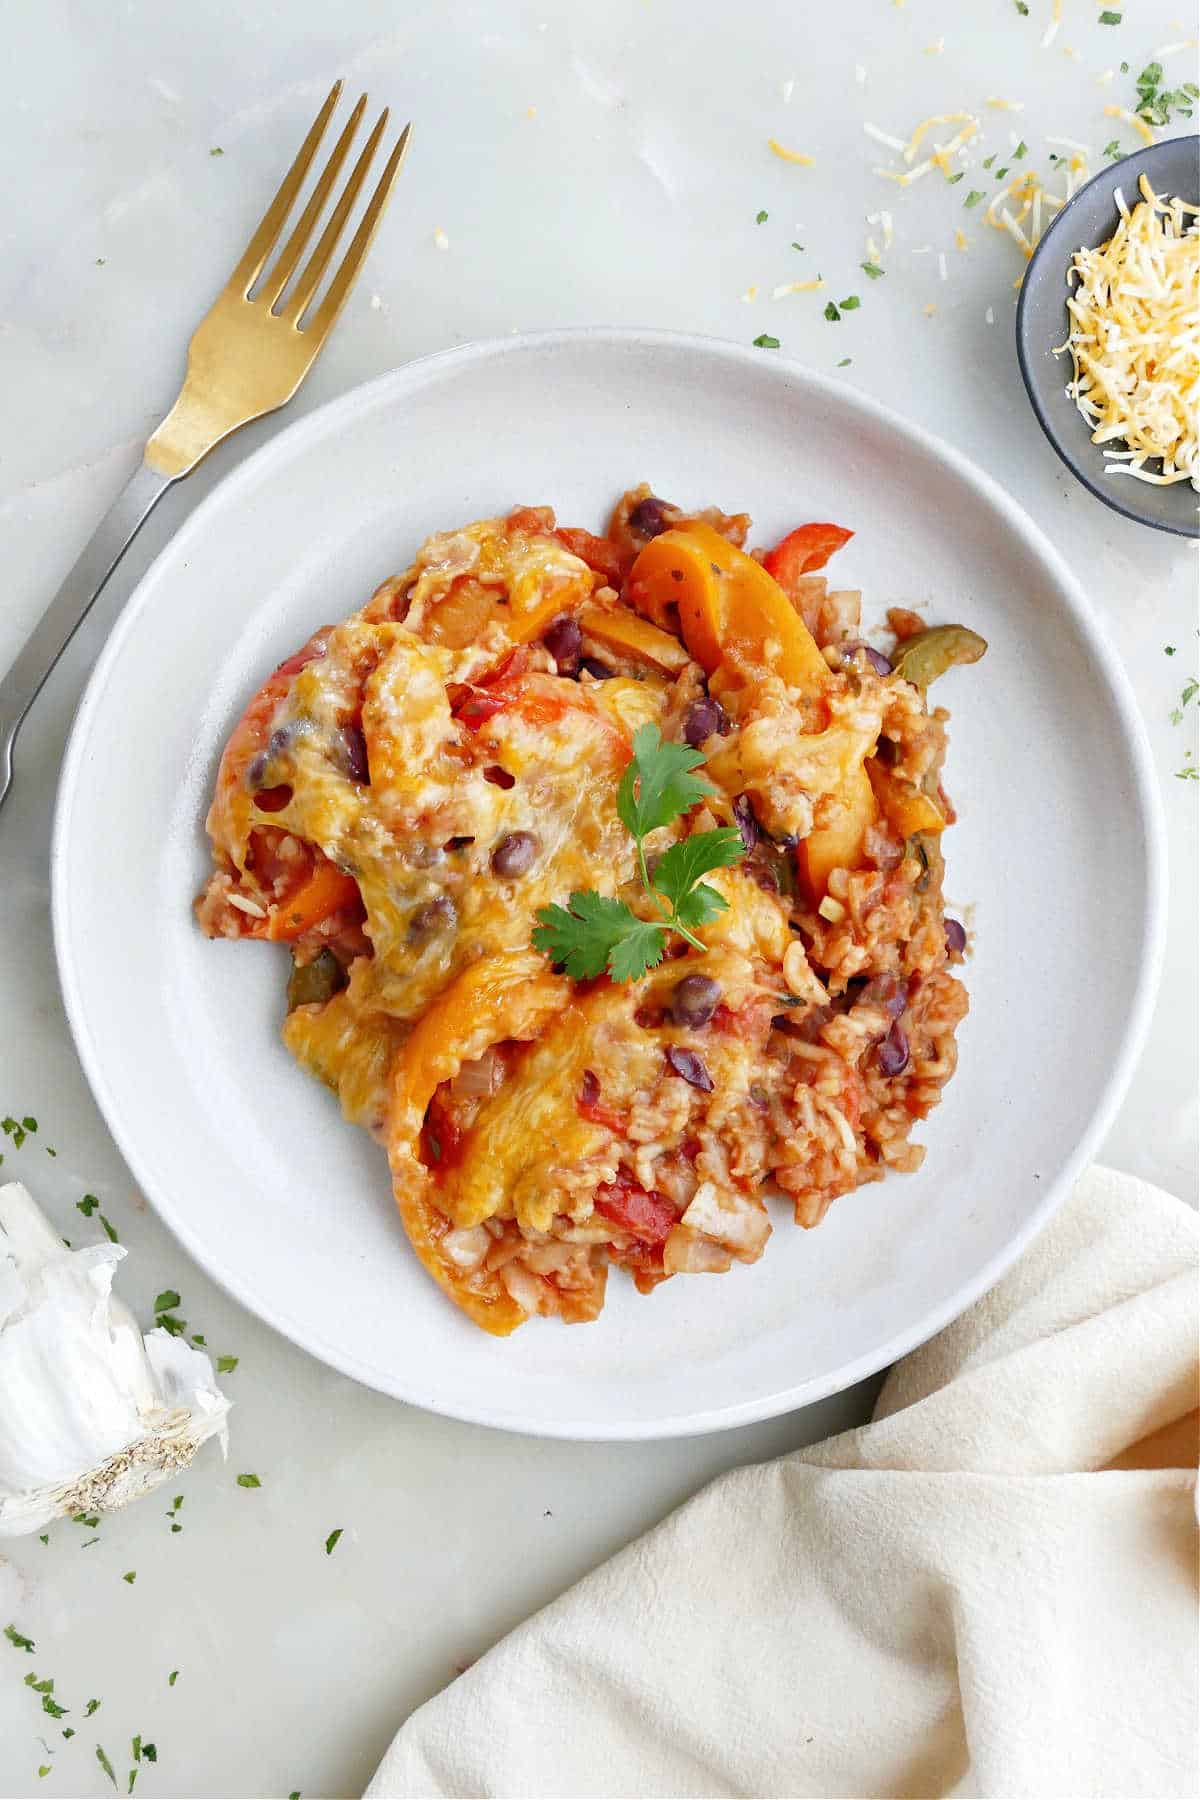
[0, 461, 173, 811]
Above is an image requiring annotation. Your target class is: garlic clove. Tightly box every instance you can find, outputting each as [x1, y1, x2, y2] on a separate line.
[0, 1182, 230, 1538]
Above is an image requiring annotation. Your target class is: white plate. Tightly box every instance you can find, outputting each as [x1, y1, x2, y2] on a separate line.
[53, 331, 1165, 1439]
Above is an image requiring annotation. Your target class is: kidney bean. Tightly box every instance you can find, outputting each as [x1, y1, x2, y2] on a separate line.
[665, 1046, 714, 1092]
[409, 896, 456, 942]
[840, 640, 892, 677]
[579, 657, 613, 681]
[253, 784, 292, 813]
[876, 1022, 910, 1076]
[732, 795, 759, 852]
[543, 615, 582, 672]
[683, 697, 729, 747]
[340, 725, 370, 784]
[857, 974, 908, 1021]
[628, 495, 673, 538]
[944, 918, 967, 955]
[670, 974, 721, 1027]
[491, 831, 539, 877]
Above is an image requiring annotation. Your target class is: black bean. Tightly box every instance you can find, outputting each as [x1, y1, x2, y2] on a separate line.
[491, 830, 539, 877]
[665, 1046, 714, 1092]
[247, 752, 268, 789]
[543, 614, 582, 672]
[944, 917, 967, 955]
[409, 896, 456, 942]
[340, 725, 370, 784]
[683, 697, 729, 747]
[876, 1022, 910, 1077]
[628, 495, 673, 538]
[732, 794, 759, 852]
[579, 657, 613, 681]
[670, 974, 721, 1027]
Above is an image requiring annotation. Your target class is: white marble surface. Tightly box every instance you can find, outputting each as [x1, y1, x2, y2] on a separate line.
[1, 4, 1195, 1796]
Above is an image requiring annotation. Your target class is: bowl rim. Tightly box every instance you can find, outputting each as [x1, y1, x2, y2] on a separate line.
[1015, 135, 1200, 540]
[51, 327, 1169, 1437]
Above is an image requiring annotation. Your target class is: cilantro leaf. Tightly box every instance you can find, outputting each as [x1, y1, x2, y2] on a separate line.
[5, 1625, 35, 1652]
[861, 261, 884, 278]
[236, 1473, 261, 1489]
[77, 1194, 99, 1216]
[673, 882, 731, 931]
[153, 1290, 181, 1313]
[649, 829, 744, 913]
[324, 1528, 344, 1555]
[752, 333, 781, 348]
[606, 917, 670, 984]
[533, 894, 663, 981]
[97, 1745, 118, 1790]
[617, 725, 713, 840]
[216, 1355, 239, 1374]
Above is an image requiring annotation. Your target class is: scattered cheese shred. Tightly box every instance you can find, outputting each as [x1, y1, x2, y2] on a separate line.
[985, 305, 996, 325]
[782, 78, 795, 103]
[768, 138, 815, 165]
[1104, 104, 1156, 148]
[986, 97, 1025, 111]
[904, 111, 976, 163]
[925, 38, 945, 55]
[771, 278, 826, 297]
[1055, 174, 1199, 489]
[863, 122, 909, 152]
[740, 285, 760, 303]
[955, 228, 969, 251]
[1152, 38, 1198, 58]
[855, 64, 868, 85]
[1041, 0, 1062, 51]
[1096, 68, 1116, 87]
[924, 303, 938, 317]
[938, 251, 949, 281]
[433, 228, 450, 251]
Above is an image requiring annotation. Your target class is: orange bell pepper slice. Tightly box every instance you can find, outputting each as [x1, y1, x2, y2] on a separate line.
[578, 602, 691, 674]
[388, 951, 570, 1336]
[865, 759, 945, 838]
[254, 858, 361, 941]
[628, 522, 830, 693]
[795, 760, 877, 904]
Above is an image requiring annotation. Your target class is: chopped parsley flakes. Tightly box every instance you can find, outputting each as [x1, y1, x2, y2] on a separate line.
[236, 1473, 262, 1489]
[121, 1571, 136, 1585]
[324, 1528, 344, 1556]
[964, 190, 985, 208]
[153, 1290, 181, 1312]
[216, 1354, 239, 1374]
[823, 300, 841, 321]
[1098, 9, 1121, 23]
[5, 1624, 35, 1652]
[839, 294, 861, 311]
[96, 1744, 118, 1789]
[168, 1671, 179, 1687]
[755, 209, 768, 223]
[752, 333, 780, 348]
[77, 1194, 99, 1216]
[861, 261, 884, 279]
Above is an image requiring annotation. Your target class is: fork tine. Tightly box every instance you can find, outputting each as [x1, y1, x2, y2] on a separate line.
[227, 80, 342, 298]
[307, 123, 412, 340]
[282, 108, 390, 324]
[259, 92, 368, 309]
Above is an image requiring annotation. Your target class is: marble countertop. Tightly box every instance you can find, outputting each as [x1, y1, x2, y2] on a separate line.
[1, 4, 1196, 1795]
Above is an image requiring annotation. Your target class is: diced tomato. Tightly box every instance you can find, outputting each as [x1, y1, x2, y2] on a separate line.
[555, 527, 625, 589]
[454, 690, 509, 731]
[593, 1176, 676, 1244]
[762, 523, 853, 591]
[577, 1072, 625, 1133]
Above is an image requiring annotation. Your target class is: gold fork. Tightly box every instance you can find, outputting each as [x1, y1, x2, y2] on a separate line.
[0, 81, 410, 809]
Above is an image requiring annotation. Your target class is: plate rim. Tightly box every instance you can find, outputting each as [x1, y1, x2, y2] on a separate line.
[51, 327, 1168, 1439]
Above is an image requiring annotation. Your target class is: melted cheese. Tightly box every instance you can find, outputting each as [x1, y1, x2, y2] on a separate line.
[1056, 173, 1199, 488]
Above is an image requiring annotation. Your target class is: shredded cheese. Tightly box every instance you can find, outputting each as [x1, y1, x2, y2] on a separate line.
[771, 278, 825, 298]
[433, 227, 450, 251]
[1104, 103, 1156, 148]
[1041, 0, 1062, 50]
[1055, 174, 1199, 489]
[768, 138, 815, 165]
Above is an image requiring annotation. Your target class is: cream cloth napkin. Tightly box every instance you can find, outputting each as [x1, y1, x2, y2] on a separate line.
[369, 1168, 1199, 1800]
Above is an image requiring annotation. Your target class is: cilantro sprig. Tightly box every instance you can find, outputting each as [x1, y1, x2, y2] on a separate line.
[532, 724, 745, 982]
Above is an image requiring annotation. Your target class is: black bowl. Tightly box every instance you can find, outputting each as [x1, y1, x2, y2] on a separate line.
[1016, 134, 1199, 538]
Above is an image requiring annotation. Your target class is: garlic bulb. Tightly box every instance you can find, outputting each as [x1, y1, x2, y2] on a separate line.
[0, 1182, 230, 1538]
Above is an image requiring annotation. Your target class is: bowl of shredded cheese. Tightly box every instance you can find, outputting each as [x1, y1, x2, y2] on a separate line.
[1016, 136, 1199, 538]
